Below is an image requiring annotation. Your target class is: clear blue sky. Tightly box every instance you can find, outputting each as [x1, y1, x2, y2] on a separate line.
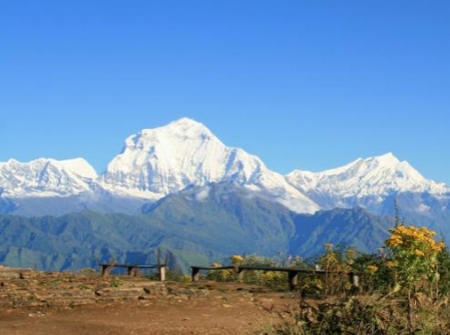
[1, 1, 449, 184]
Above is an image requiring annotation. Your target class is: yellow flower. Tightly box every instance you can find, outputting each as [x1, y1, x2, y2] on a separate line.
[367, 265, 378, 273]
[386, 235, 403, 247]
[385, 261, 396, 268]
[181, 274, 192, 282]
[231, 255, 243, 264]
[414, 249, 425, 257]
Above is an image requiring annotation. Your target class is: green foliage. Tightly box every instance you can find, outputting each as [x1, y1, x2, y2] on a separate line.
[205, 263, 235, 282]
[262, 295, 450, 335]
[109, 279, 122, 288]
[296, 296, 394, 335]
[239, 255, 284, 287]
[290, 207, 392, 257]
[385, 225, 444, 295]
[259, 223, 450, 335]
[0, 211, 226, 273]
[314, 244, 357, 295]
[436, 247, 450, 295]
[352, 253, 391, 294]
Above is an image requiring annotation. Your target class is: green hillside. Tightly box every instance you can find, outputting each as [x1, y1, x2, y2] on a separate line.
[0, 183, 416, 273]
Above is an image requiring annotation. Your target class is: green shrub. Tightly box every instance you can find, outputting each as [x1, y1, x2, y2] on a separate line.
[260, 294, 450, 335]
[110, 279, 122, 288]
[436, 247, 450, 296]
[352, 253, 391, 294]
[257, 223, 450, 335]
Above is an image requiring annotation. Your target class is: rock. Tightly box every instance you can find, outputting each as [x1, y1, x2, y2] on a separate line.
[95, 288, 144, 297]
[127, 281, 168, 296]
[0, 271, 21, 279]
[0, 269, 170, 308]
[167, 287, 209, 297]
[47, 298, 97, 307]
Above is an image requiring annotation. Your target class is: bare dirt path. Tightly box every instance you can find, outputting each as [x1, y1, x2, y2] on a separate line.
[0, 284, 299, 335]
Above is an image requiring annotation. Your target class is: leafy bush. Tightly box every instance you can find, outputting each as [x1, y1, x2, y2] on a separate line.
[352, 253, 391, 294]
[384, 224, 444, 296]
[259, 223, 450, 335]
[436, 247, 450, 296]
[261, 294, 450, 335]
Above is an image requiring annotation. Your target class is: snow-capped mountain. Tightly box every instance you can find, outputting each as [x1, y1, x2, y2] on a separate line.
[101, 118, 319, 213]
[3, 118, 450, 273]
[1, 118, 449, 218]
[0, 158, 97, 198]
[286, 152, 450, 212]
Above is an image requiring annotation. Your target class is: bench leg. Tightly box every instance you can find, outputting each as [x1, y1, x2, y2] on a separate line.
[128, 266, 139, 277]
[159, 266, 166, 281]
[192, 267, 200, 282]
[237, 269, 244, 283]
[288, 271, 298, 291]
[101, 265, 112, 277]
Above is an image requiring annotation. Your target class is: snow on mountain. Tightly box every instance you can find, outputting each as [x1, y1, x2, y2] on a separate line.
[0, 158, 97, 197]
[286, 152, 450, 209]
[2, 118, 449, 217]
[101, 118, 319, 213]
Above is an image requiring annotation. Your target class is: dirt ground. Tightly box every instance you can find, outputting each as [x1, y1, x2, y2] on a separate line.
[0, 283, 300, 335]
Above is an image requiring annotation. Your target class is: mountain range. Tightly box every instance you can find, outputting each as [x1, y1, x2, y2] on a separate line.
[1, 117, 449, 271]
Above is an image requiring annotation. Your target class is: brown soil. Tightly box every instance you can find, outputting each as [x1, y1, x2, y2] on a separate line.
[0, 294, 295, 335]
[0, 275, 300, 335]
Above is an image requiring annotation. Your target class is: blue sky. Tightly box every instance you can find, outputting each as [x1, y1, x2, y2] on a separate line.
[1, 1, 449, 184]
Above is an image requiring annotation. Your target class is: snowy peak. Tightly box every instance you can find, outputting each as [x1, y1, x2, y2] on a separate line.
[0, 158, 97, 197]
[103, 117, 258, 192]
[313, 152, 424, 184]
[123, 118, 216, 153]
[0, 117, 318, 213]
[103, 118, 232, 193]
[368, 152, 399, 166]
[101, 117, 319, 213]
[2, 118, 448, 217]
[287, 152, 449, 203]
[153, 117, 214, 139]
[358, 153, 429, 187]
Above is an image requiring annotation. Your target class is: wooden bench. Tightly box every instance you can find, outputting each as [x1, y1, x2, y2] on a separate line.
[191, 265, 359, 291]
[100, 263, 167, 281]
